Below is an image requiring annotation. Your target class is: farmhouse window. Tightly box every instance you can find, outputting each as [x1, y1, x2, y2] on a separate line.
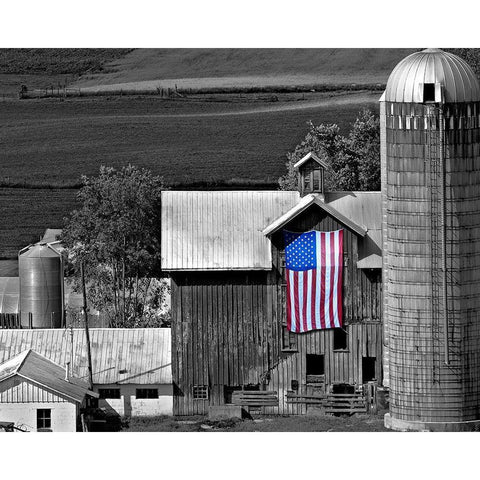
[193, 385, 209, 400]
[306, 354, 324, 376]
[136, 388, 159, 399]
[98, 388, 121, 399]
[281, 324, 298, 351]
[36, 409, 51, 430]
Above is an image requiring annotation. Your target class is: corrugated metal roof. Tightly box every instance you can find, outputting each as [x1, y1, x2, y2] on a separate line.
[325, 192, 382, 268]
[0, 349, 95, 403]
[262, 193, 367, 237]
[0, 328, 171, 385]
[385, 48, 480, 103]
[0, 277, 19, 314]
[161, 191, 299, 270]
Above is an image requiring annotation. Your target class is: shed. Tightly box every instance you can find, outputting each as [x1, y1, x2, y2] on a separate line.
[0, 349, 97, 432]
[0, 328, 173, 417]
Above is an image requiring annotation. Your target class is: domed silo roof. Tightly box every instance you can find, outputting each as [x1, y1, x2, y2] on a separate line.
[385, 48, 480, 103]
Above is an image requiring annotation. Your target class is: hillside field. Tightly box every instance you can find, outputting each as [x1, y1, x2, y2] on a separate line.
[0, 91, 379, 258]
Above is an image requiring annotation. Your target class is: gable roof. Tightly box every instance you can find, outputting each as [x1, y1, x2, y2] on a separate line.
[293, 152, 329, 170]
[262, 193, 367, 237]
[0, 328, 171, 385]
[0, 349, 97, 403]
[161, 191, 300, 270]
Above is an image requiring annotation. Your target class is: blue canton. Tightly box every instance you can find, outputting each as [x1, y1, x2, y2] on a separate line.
[284, 230, 317, 271]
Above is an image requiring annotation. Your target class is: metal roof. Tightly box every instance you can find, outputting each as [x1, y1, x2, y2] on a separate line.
[293, 152, 329, 170]
[262, 193, 367, 237]
[385, 48, 480, 103]
[161, 191, 299, 270]
[325, 192, 382, 268]
[42, 229, 63, 243]
[0, 349, 96, 403]
[0, 328, 171, 385]
[0, 277, 19, 314]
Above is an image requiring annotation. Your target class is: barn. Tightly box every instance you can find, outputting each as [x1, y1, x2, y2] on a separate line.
[0, 349, 97, 432]
[162, 155, 383, 415]
[0, 328, 173, 418]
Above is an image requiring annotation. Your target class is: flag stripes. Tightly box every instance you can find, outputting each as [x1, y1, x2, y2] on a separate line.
[285, 230, 343, 332]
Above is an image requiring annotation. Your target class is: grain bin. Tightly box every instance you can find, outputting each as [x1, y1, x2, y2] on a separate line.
[381, 49, 480, 431]
[19, 243, 64, 328]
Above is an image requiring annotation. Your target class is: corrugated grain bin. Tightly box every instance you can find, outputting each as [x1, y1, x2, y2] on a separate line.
[19, 243, 63, 328]
[382, 49, 480, 431]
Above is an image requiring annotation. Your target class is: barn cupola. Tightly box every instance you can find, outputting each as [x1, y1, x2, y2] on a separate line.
[294, 152, 328, 197]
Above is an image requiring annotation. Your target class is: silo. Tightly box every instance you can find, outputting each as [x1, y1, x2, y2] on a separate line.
[19, 243, 64, 328]
[382, 49, 480, 431]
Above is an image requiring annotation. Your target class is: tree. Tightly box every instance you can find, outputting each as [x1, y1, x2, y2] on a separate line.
[62, 165, 169, 327]
[279, 109, 380, 191]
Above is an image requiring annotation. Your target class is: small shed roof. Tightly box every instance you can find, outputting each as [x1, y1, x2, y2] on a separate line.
[0, 349, 97, 403]
[42, 228, 63, 243]
[262, 194, 367, 237]
[161, 191, 299, 270]
[0, 328, 172, 385]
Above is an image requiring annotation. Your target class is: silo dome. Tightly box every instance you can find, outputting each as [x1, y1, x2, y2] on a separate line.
[385, 48, 480, 103]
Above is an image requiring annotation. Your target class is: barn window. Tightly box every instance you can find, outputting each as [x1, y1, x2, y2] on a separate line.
[193, 385, 209, 400]
[282, 325, 298, 351]
[136, 388, 159, 399]
[36, 409, 51, 430]
[98, 388, 121, 399]
[333, 328, 348, 351]
[362, 357, 377, 383]
[306, 354, 324, 376]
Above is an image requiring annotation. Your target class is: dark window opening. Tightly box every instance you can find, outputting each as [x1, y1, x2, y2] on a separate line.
[423, 83, 435, 102]
[291, 380, 299, 391]
[224, 386, 242, 404]
[306, 354, 324, 376]
[331, 383, 355, 394]
[98, 388, 121, 399]
[136, 388, 158, 399]
[193, 385, 208, 400]
[333, 328, 348, 350]
[37, 409, 51, 430]
[282, 325, 298, 351]
[362, 356, 377, 383]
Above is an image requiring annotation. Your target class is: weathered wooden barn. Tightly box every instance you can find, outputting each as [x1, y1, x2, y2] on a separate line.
[0, 328, 173, 417]
[162, 155, 383, 415]
[0, 349, 97, 432]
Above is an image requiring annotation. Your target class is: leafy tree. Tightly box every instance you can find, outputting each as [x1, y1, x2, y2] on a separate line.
[279, 109, 380, 191]
[62, 165, 169, 327]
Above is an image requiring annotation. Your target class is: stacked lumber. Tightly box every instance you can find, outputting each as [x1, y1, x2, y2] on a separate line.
[231, 390, 278, 407]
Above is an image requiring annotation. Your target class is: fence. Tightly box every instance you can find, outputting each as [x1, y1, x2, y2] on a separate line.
[0, 313, 21, 329]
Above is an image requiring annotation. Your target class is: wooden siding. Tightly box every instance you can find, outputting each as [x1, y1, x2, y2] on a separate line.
[171, 204, 383, 415]
[161, 191, 299, 270]
[0, 375, 67, 403]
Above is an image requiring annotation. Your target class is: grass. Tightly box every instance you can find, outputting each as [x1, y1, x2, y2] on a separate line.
[121, 413, 389, 432]
[0, 91, 379, 258]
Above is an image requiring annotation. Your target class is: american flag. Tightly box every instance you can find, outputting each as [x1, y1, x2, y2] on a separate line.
[284, 229, 343, 332]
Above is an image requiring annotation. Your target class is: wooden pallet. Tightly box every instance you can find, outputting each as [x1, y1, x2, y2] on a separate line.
[232, 390, 278, 407]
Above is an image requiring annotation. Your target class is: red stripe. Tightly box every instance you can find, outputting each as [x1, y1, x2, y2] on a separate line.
[286, 268, 292, 331]
[329, 231, 335, 327]
[302, 271, 308, 332]
[293, 271, 300, 332]
[337, 230, 343, 326]
[319, 232, 326, 329]
[311, 268, 316, 331]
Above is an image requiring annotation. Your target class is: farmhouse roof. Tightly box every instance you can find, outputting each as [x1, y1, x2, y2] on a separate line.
[0, 277, 19, 314]
[0, 349, 97, 403]
[262, 193, 368, 237]
[0, 328, 172, 385]
[161, 190, 300, 270]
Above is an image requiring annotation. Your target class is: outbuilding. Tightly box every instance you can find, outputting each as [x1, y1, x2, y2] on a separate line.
[0, 349, 97, 432]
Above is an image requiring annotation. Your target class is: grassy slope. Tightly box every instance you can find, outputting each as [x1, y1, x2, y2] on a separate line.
[76, 48, 418, 89]
[0, 92, 378, 258]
